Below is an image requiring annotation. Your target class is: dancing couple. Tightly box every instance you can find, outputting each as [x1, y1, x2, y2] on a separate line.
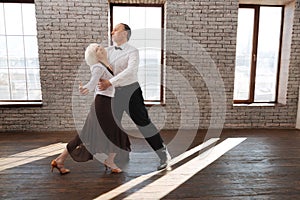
[51, 23, 171, 174]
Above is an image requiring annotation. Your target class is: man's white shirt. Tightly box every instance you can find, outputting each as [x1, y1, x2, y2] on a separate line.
[105, 42, 140, 87]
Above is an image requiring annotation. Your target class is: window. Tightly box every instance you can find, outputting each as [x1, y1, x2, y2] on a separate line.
[0, 1, 42, 105]
[234, 5, 283, 104]
[110, 4, 164, 104]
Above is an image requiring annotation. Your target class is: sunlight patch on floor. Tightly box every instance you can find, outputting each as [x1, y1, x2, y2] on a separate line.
[124, 137, 247, 199]
[94, 137, 220, 200]
[0, 143, 66, 171]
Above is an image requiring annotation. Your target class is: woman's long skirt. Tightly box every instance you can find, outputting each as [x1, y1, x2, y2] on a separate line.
[67, 94, 131, 162]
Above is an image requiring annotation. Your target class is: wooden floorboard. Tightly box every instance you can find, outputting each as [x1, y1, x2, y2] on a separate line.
[0, 129, 300, 199]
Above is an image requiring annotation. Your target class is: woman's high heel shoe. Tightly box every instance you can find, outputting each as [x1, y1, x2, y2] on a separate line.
[104, 160, 122, 173]
[51, 160, 70, 175]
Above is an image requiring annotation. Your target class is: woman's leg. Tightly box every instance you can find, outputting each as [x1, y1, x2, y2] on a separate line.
[104, 153, 122, 173]
[51, 148, 70, 174]
[54, 148, 69, 164]
[51, 133, 82, 174]
[105, 153, 116, 164]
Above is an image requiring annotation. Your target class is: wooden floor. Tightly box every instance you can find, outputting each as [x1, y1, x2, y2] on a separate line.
[1, 129, 300, 199]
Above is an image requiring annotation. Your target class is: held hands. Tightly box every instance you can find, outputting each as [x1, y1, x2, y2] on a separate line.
[79, 82, 89, 95]
[98, 79, 112, 90]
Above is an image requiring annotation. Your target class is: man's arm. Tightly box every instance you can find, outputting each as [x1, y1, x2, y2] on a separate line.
[98, 48, 139, 90]
[109, 49, 139, 87]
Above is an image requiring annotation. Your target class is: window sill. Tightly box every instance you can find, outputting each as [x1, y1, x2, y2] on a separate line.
[144, 101, 166, 106]
[233, 103, 285, 107]
[0, 101, 43, 107]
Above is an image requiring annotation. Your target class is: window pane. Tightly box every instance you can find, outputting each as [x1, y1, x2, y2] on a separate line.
[145, 8, 162, 41]
[113, 7, 130, 27]
[0, 36, 8, 68]
[145, 40, 161, 100]
[24, 36, 39, 68]
[27, 68, 41, 90]
[10, 68, 27, 100]
[138, 49, 147, 91]
[7, 36, 25, 68]
[113, 6, 162, 102]
[27, 69, 42, 100]
[131, 28, 146, 40]
[146, 27, 161, 40]
[146, 39, 161, 52]
[28, 89, 41, 100]
[138, 47, 161, 100]
[129, 7, 146, 29]
[4, 3, 23, 35]
[130, 7, 146, 40]
[0, 3, 5, 35]
[0, 68, 10, 100]
[146, 7, 161, 28]
[254, 7, 282, 102]
[234, 8, 254, 100]
[22, 4, 37, 35]
[1, 2, 41, 102]
[145, 48, 161, 100]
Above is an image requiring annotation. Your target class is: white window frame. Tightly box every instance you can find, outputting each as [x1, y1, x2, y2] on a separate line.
[110, 3, 165, 105]
[0, 0, 42, 106]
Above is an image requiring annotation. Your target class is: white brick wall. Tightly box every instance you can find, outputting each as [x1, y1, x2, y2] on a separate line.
[0, 0, 299, 132]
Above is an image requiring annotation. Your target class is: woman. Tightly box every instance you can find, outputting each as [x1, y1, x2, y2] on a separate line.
[51, 43, 131, 174]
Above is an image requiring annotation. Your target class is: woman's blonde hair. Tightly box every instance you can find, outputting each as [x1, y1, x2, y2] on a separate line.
[85, 43, 99, 66]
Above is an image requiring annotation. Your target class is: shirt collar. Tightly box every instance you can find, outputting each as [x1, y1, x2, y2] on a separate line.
[114, 42, 128, 50]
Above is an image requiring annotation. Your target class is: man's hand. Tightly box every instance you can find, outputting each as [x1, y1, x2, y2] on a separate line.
[96, 46, 109, 66]
[79, 82, 89, 95]
[98, 79, 112, 90]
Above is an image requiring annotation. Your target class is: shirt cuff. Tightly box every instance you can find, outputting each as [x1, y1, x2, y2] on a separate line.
[109, 77, 117, 87]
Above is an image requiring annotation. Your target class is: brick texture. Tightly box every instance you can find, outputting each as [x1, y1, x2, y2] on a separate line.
[0, 0, 299, 132]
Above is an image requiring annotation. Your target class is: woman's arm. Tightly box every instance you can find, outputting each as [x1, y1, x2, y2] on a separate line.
[81, 65, 108, 94]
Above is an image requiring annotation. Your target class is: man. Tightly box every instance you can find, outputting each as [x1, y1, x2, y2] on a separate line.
[97, 23, 171, 170]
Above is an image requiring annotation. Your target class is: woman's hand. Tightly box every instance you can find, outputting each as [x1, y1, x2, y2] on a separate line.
[79, 82, 89, 95]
